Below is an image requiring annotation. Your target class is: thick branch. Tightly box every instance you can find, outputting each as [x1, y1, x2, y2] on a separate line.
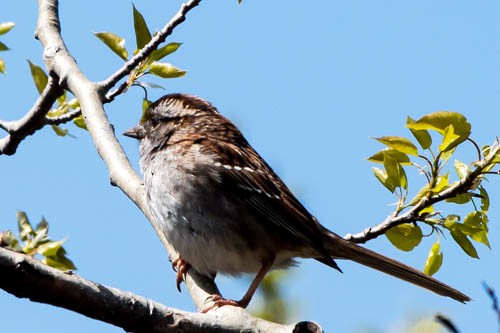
[0, 77, 63, 155]
[98, 0, 201, 101]
[35, 0, 222, 313]
[0, 247, 307, 333]
[346, 142, 500, 243]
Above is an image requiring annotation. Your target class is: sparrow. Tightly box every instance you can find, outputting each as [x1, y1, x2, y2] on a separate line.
[124, 93, 470, 311]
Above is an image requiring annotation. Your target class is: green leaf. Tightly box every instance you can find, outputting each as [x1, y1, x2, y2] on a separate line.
[132, 5, 151, 50]
[419, 205, 435, 216]
[0, 42, 8, 51]
[479, 186, 490, 212]
[73, 115, 87, 130]
[407, 111, 471, 136]
[443, 214, 460, 228]
[444, 215, 479, 258]
[367, 148, 411, 165]
[0, 58, 5, 74]
[28, 60, 48, 94]
[408, 174, 449, 206]
[445, 193, 471, 204]
[0, 230, 21, 252]
[94, 32, 129, 61]
[375, 136, 419, 156]
[439, 124, 461, 152]
[385, 223, 423, 251]
[150, 42, 182, 62]
[464, 211, 490, 248]
[149, 62, 186, 78]
[35, 217, 49, 234]
[17, 211, 34, 241]
[372, 166, 396, 192]
[407, 116, 432, 150]
[454, 160, 468, 180]
[0, 22, 15, 35]
[449, 227, 479, 258]
[142, 98, 152, 112]
[57, 90, 67, 105]
[51, 125, 68, 137]
[407, 111, 471, 149]
[42, 254, 76, 271]
[423, 241, 443, 276]
[383, 155, 407, 190]
[37, 240, 64, 257]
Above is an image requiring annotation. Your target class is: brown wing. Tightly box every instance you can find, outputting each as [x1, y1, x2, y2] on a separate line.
[201, 133, 337, 267]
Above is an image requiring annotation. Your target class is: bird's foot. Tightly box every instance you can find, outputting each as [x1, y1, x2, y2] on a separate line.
[201, 294, 250, 313]
[171, 257, 190, 292]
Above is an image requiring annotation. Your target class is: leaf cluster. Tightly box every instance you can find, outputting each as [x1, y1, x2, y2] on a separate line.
[28, 60, 84, 136]
[368, 111, 499, 275]
[95, 4, 186, 109]
[0, 211, 76, 271]
[0, 21, 15, 74]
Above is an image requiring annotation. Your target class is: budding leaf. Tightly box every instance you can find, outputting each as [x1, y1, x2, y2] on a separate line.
[0, 22, 15, 35]
[73, 115, 87, 130]
[375, 136, 418, 156]
[150, 42, 182, 62]
[367, 148, 411, 165]
[149, 62, 186, 78]
[17, 211, 34, 241]
[42, 255, 76, 271]
[28, 60, 48, 94]
[479, 186, 490, 212]
[0, 58, 5, 74]
[407, 111, 471, 150]
[94, 32, 129, 61]
[132, 5, 151, 50]
[439, 124, 461, 152]
[407, 116, 432, 150]
[423, 240, 443, 276]
[142, 98, 152, 112]
[450, 227, 479, 258]
[372, 166, 395, 192]
[454, 160, 469, 180]
[446, 193, 471, 204]
[51, 125, 69, 137]
[385, 223, 423, 251]
[0, 42, 8, 51]
[383, 155, 407, 190]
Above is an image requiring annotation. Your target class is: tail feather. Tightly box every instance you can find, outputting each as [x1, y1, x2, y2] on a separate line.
[321, 230, 471, 303]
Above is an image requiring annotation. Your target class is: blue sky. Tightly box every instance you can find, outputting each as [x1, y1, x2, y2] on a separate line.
[1, 1, 500, 332]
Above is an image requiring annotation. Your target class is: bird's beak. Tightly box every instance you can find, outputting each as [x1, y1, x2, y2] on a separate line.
[123, 125, 146, 140]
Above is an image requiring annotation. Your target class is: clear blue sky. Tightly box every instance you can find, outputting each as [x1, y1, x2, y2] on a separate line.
[1, 1, 500, 332]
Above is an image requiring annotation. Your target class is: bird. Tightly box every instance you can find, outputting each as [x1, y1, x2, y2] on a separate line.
[124, 93, 470, 312]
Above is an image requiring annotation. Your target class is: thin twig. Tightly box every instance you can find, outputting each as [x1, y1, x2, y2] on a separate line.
[44, 107, 81, 125]
[345, 142, 500, 243]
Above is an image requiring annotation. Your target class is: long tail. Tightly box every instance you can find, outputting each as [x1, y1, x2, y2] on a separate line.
[320, 228, 471, 303]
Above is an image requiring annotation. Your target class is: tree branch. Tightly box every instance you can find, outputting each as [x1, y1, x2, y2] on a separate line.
[345, 141, 500, 243]
[0, 76, 63, 155]
[35, 0, 222, 312]
[44, 107, 81, 125]
[0, 247, 313, 333]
